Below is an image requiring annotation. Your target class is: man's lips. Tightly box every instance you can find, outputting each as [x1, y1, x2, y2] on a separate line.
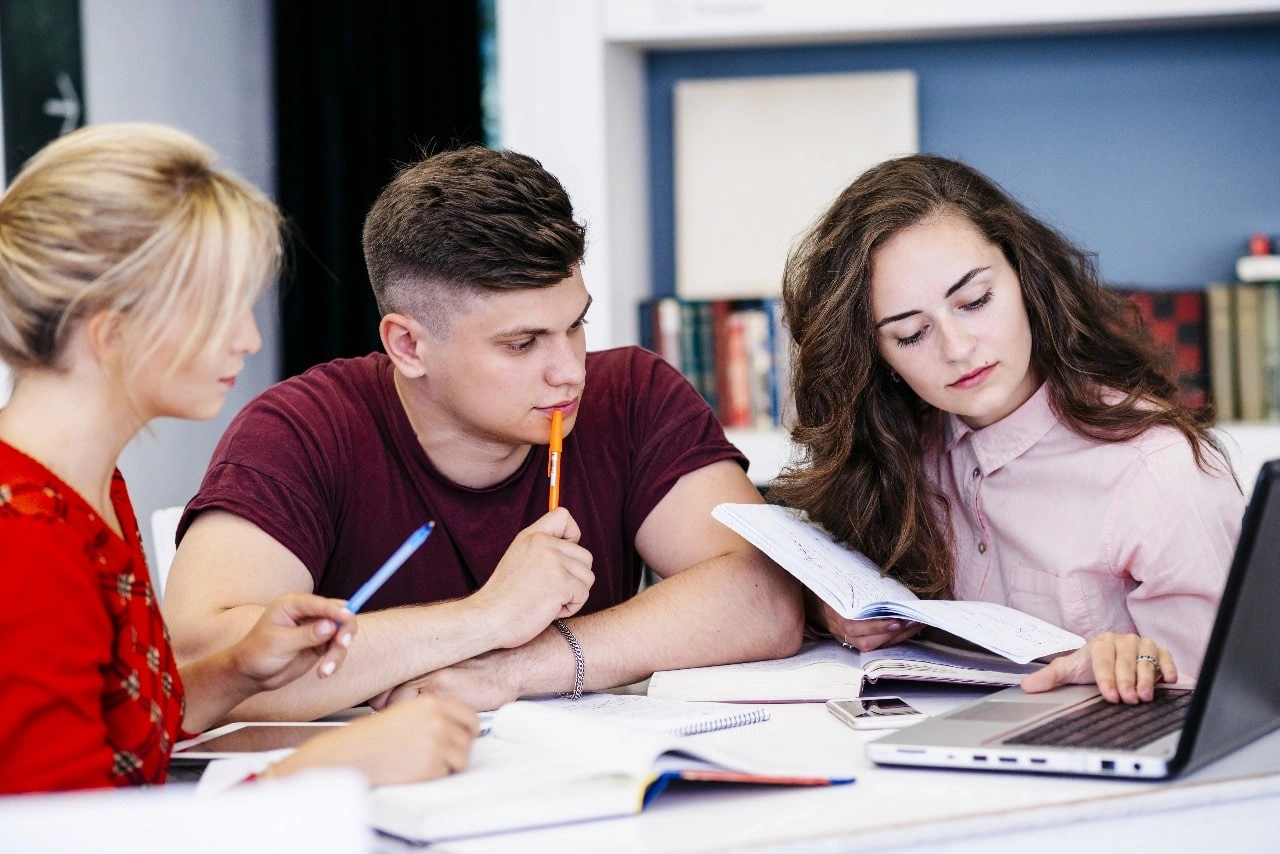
[540, 398, 580, 415]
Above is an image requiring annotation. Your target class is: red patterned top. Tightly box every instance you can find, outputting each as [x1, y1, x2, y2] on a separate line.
[0, 440, 187, 793]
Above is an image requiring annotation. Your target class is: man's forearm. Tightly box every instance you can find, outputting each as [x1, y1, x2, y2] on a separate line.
[211, 597, 504, 721]
[513, 554, 805, 696]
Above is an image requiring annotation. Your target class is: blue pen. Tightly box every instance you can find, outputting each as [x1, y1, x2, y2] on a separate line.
[346, 522, 434, 613]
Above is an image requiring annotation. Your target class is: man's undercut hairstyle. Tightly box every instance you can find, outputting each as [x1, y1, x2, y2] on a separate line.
[362, 146, 587, 334]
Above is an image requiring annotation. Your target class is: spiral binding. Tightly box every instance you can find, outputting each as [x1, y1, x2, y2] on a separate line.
[673, 706, 769, 735]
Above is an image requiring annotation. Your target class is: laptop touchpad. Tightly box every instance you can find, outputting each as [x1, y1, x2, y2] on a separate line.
[949, 701, 1069, 723]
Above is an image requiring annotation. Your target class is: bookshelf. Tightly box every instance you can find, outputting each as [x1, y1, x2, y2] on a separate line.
[729, 423, 1276, 496]
[496, 0, 1280, 352]
[495, 1, 1280, 485]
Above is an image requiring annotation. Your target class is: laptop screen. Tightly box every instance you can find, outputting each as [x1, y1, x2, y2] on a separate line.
[1176, 459, 1280, 774]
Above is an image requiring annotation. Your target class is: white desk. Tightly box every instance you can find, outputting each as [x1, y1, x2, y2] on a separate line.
[392, 686, 1280, 854]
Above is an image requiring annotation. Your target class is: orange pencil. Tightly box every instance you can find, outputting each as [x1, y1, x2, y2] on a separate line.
[548, 409, 563, 510]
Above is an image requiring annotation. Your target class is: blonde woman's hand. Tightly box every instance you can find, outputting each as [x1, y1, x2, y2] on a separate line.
[268, 695, 478, 786]
[1021, 632, 1178, 703]
[230, 592, 355, 691]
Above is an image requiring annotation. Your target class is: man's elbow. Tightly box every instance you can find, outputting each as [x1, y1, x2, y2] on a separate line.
[750, 570, 806, 660]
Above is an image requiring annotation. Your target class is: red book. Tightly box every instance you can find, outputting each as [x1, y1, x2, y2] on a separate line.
[721, 312, 751, 428]
[1118, 288, 1209, 409]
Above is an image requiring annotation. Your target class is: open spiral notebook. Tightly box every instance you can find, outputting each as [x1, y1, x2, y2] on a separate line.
[530, 693, 769, 735]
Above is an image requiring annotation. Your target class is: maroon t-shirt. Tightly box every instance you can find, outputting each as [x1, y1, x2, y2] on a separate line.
[180, 346, 745, 614]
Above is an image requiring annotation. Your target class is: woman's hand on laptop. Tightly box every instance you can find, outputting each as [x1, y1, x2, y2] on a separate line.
[1021, 632, 1178, 704]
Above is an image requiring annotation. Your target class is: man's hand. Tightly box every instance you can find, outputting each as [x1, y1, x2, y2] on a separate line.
[470, 508, 594, 649]
[1021, 631, 1178, 704]
[229, 593, 356, 690]
[370, 648, 527, 713]
[806, 591, 922, 652]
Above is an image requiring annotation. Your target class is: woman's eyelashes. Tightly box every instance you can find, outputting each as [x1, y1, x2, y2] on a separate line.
[891, 290, 993, 348]
[962, 290, 994, 312]
[895, 328, 926, 348]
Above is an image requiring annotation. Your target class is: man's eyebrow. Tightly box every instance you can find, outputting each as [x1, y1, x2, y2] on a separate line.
[491, 294, 594, 339]
[874, 267, 990, 328]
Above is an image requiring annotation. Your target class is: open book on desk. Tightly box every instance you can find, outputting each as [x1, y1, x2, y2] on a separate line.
[714, 503, 1083, 664]
[371, 701, 849, 843]
[648, 639, 1041, 703]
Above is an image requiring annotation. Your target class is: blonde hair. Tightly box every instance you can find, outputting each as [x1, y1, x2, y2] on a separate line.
[0, 122, 282, 377]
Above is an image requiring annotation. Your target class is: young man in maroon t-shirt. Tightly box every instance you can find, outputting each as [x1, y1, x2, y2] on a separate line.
[163, 147, 804, 719]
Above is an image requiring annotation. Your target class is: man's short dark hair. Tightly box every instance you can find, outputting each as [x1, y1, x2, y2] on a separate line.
[363, 146, 587, 331]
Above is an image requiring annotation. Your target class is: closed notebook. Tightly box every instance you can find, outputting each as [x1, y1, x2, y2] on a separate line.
[370, 701, 848, 843]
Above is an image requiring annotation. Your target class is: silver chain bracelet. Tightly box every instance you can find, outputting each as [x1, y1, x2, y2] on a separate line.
[553, 618, 585, 700]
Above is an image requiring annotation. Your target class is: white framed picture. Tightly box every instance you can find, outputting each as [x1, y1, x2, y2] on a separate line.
[675, 70, 918, 299]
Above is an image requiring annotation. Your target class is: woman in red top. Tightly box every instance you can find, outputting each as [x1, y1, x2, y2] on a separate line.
[0, 123, 477, 794]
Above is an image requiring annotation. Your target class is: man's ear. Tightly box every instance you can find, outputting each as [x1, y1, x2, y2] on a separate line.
[380, 312, 430, 378]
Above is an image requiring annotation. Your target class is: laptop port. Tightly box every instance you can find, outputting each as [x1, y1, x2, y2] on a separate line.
[1030, 758, 1047, 765]
[998, 757, 1017, 764]
[973, 755, 987, 762]
[1101, 760, 1116, 772]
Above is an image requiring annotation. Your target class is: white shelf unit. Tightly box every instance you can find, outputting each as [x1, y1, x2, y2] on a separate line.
[496, 0, 1280, 352]
[495, 1, 1280, 485]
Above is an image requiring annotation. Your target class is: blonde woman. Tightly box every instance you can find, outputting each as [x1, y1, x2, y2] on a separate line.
[0, 123, 476, 794]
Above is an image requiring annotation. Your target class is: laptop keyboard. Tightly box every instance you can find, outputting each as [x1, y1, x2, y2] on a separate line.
[1002, 690, 1193, 751]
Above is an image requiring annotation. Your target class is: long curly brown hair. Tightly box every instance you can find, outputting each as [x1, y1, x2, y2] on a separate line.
[772, 154, 1233, 598]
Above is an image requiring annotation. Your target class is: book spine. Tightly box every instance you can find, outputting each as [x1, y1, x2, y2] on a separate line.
[696, 301, 718, 412]
[1119, 287, 1208, 409]
[722, 312, 751, 428]
[768, 298, 796, 430]
[710, 300, 733, 422]
[1262, 283, 1280, 421]
[678, 300, 701, 400]
[637, 299, 655, 352]
[1235, 283, 1265, 421]
[743, 306, 774, 429]
[1206, 282, 1237, 421]
[654, 297, 682, 369]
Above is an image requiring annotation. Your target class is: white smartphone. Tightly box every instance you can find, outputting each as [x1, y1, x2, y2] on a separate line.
[826, 697, 927, 730]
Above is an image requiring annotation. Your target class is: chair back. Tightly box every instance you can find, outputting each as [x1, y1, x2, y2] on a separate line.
[149, 505, 185, 602]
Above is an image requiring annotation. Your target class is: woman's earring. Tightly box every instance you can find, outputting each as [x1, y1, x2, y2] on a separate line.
[889, 370, 901, 383]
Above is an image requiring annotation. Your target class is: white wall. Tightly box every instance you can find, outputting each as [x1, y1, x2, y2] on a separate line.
[80, 0, 278, 565]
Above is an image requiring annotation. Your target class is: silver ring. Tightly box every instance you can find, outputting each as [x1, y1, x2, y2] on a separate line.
[1137, 653, 1159, 670]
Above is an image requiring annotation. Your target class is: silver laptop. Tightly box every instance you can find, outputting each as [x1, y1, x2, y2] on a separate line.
[867, 458, 1280, 780]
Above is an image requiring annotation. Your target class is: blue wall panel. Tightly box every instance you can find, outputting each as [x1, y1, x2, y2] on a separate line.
[646, 25, 1280, 295]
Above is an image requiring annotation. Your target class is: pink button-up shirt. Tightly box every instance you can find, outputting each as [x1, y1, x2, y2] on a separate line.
[926, 384, 1243, 677]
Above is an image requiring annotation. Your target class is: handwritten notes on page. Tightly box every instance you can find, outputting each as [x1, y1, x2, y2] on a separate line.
[712, 503, 1083, 663]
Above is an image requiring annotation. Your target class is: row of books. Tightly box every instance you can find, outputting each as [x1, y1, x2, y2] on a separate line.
[1207, 279, 1280, 422]
[638, 297, 795, 429]
[639, 278, 1280, 427]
